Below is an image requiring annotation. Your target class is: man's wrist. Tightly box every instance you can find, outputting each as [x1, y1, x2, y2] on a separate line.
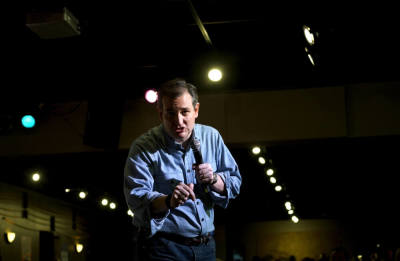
[165, 194, 173, 209]
[211, 173, 218, 185]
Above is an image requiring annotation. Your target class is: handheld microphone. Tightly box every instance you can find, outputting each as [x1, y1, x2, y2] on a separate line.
[190, 137, 210, 193]
[191, 138, 203, 165]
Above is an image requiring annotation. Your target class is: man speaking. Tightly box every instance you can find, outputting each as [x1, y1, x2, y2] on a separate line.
[124, 78, 242, 260]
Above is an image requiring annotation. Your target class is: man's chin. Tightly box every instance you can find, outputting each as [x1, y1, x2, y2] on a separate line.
[174, 133, 189, 143]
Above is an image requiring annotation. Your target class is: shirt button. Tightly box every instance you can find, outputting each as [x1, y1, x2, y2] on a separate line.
[196, 201, 200, 205]
[187, 169, 191, 172]
[201, 218, 204, 222]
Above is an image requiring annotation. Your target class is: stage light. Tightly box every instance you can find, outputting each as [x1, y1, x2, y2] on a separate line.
[101, 198, 108, 206]
[258, 157, 266, 165]
[285, 201, 292, 210]
[78, 191, 87, 199]
[5, 232, 16, 243]
[266, 168, 274, 176]
[269, 177, 276, 184]
[251, 146, 261, 155]
[32, 173, 40, 182]
[145, 89, 158, 103]
[75, 243, 84, 253]
[208, 68, 222, 82]
[21, 115, 36, 128]
[307, 53, 316, 66]
[291, 215, 299, 223]
[127, 209, 134, 217]
[65, 188, 70, 193]
[275, 185, 282, 191]
[288, 209, 294, 215]
[109, 202, 116, 209]
[303, 25, 315, 46]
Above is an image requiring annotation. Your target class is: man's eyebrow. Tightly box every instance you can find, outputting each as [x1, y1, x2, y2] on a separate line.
[167, 106, 190, 111]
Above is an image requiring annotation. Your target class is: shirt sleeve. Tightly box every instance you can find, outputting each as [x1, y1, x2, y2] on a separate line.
[209, 131, 242, 208]
[124, 143, 170, 236]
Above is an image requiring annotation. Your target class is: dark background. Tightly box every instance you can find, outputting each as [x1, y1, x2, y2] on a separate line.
[2, 1, 400, 258]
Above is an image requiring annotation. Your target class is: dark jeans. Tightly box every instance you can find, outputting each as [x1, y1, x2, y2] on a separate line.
[139, 234, 216, 261]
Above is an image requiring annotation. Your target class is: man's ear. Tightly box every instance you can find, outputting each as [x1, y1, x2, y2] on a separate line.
[194, 103, 200, 118]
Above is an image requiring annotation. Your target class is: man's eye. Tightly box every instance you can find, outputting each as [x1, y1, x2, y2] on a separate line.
[181, 111, 189, 115]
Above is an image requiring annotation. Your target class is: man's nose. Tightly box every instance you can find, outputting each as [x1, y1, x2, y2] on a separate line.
[173, 113, 184, 125]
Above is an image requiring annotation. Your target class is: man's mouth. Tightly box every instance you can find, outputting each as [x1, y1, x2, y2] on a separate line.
[175, 127, 185, 133]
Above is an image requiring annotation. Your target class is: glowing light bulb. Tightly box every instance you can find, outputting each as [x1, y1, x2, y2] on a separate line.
[76, 243, 84, 253]
[79, 192, 87, 199]
[251, 146, 261, 155]
[101, 198, 108, 206]
[145, 89, 158, 103]
[208, 68, 222, 82]
[6, 232, 16, 243]
[32, 173, 40, 182]
[21, 115, 36, 128]
[258, 157, 266, 165]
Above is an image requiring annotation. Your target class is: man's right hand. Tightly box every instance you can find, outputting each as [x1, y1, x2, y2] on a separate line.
[169, 183, 196, 208]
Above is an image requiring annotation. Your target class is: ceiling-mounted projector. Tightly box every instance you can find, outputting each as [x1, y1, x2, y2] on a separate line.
[26, 7, 80, 39]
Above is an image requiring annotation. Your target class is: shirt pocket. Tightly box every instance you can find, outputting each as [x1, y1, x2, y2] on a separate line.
[153, 164, 184, 194]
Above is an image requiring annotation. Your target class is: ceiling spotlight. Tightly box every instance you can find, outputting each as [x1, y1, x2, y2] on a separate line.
[274, 185, 282, 191]
[285, 201, 292, 210]
[288, 209, 294, 215]
[101, 198, 109, 206]
[32, 173, 40, 182]
[269, 177, 277, 184]
[266, 168, 274, 176]
[258, 157, 266, 165]
[144, 89, 158, 103]
[65, 188, 70, 193]
[303, 25, 315, 46]
[109, 202, 116, 210]
[127, 209, 134, 217]
[291, 215, 299, 223]
[78, 191, 87, 199]
[208, 68, 222, 82]
[307, 53, 316, 66]
[251, 146, 261, 155]
[5, 232, 16, 244]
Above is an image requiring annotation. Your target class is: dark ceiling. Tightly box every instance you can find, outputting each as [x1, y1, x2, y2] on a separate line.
[6, 1, 400, 103]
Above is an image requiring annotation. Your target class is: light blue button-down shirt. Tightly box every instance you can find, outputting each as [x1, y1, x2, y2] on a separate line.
[124, 123, 241, 238]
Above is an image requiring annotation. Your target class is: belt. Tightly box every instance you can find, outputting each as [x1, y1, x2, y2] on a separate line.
[155, 232, 213, 246]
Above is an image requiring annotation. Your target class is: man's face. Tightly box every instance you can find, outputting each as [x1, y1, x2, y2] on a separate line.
[159, 90, 199, 144]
